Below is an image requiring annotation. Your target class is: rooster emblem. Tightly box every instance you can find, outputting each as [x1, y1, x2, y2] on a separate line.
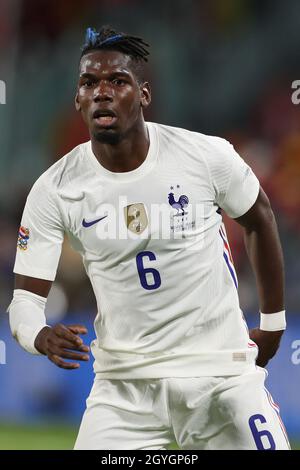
[168, 192, 189, 215]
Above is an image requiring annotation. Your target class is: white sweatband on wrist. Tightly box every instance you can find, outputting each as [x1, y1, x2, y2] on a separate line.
[7, 289, 49, 355]
[260, 310, 286, 332]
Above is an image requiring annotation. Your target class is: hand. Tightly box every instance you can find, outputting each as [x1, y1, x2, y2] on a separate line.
[34, 323, 90, 369]
[249, 327, 284, 367]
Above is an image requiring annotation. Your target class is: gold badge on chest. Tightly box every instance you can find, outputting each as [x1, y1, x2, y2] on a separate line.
[124, 203, 148, 234]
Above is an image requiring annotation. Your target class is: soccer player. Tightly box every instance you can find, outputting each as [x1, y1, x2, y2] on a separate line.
[8, 26, 290, 450]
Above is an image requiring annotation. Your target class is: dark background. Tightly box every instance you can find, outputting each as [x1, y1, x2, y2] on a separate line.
[0, 0, 299, 449]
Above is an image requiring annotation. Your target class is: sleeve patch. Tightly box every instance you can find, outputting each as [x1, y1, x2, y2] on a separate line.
[17, 226, 30, 250]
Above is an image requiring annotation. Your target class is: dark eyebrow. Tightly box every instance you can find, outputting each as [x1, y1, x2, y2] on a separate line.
[79, 72, 98, 79]
[79, 70, 132, 79]
[110, 70, 132, 78]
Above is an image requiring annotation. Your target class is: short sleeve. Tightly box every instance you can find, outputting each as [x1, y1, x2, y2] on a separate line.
[13, 176, 64, 281]
[208, 138, 260, 218]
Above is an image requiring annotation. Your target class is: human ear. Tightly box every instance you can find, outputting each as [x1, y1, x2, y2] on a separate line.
[140, 82, 151, 108]
[75, 92, 81, 112]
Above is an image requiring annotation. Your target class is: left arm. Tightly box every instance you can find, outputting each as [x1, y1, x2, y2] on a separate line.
[235, 187, 286, 367]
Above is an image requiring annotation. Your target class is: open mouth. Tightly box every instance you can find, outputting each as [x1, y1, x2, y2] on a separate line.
[93, 110, 117, 128]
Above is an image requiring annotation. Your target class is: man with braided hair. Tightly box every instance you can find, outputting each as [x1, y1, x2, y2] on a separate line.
[8, 26, 290, 450]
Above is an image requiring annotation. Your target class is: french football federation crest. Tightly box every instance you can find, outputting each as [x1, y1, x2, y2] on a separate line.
[168, 188, 189, 215]
[124, 203, 148, 234]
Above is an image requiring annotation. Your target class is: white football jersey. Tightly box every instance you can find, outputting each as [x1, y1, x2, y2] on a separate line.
[14, 122, 260, 378]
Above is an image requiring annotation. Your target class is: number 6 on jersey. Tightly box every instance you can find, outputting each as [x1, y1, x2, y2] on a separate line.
[136, 251, 162, 290]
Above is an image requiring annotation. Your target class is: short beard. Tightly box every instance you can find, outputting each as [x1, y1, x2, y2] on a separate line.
[93, 129, 122, 145]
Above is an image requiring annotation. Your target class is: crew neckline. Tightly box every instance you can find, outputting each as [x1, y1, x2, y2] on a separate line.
[85, 122, 158, 182]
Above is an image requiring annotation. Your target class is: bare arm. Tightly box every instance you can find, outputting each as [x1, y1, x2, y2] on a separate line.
[235, 187, 285, 366]
[14, 274, 90, 369]
[15, 274, 53, 297]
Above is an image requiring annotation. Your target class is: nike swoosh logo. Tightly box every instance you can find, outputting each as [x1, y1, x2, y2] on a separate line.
[82, 215, 107, 228]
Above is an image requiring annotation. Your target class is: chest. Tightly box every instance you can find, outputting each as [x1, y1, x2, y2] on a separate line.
[61, 173, 216, 258]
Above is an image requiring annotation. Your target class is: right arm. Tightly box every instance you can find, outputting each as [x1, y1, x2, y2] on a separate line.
[12, 274, 90, 369]
[10, 175, 89, 369]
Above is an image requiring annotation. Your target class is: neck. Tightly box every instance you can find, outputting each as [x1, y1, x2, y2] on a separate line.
[90, 119, 149, 173]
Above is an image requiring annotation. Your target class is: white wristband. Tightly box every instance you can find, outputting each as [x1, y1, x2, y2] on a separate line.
[7, 289, 49, 355]
[260, 310, 286, 332]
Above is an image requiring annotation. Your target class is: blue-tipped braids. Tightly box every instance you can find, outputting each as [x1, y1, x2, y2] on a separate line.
[81, 26, 150, 63]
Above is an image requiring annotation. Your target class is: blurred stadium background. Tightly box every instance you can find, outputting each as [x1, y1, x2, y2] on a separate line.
[0, 0, 300, 450]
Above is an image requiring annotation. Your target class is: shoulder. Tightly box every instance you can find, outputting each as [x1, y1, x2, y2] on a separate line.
[150, 121, 235, 168]
[151, 121, 232, 154]
[29, 141, 89, 196]
[40, 141, 88, 188]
